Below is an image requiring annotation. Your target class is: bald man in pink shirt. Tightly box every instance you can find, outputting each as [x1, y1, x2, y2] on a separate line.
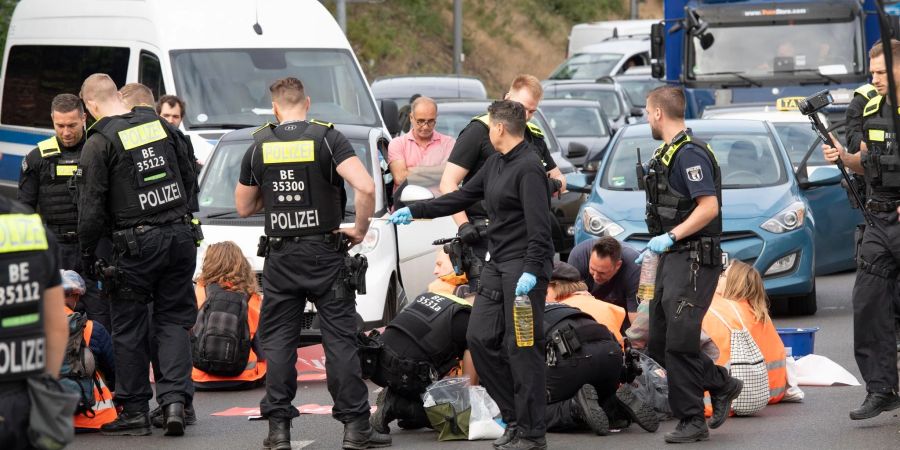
[388, 96, 455, 187]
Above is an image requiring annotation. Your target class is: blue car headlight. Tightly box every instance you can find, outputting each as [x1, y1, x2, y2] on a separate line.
[760, 201, 806, 234]
[581, 206, 625, 237]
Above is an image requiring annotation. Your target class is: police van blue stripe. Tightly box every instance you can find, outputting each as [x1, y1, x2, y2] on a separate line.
[0, 128, 49, 146]
[0, 127, 53, 184]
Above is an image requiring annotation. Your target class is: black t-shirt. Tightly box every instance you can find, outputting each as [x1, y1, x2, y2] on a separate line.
[381, 308, 471, 361]
[566, 239, 640, 312]
[668, 143, 717, 199]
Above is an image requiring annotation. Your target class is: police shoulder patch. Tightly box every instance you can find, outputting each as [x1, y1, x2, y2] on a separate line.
[686, 165, 703, 182]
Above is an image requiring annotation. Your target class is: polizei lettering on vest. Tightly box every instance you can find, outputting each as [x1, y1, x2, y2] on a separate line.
[139, 181, 182, 211]
[0, 337, 45, 375]
[270, 210, 321, 230]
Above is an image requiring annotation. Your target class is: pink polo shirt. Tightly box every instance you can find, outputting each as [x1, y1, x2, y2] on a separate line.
[387, 130, 455, 168]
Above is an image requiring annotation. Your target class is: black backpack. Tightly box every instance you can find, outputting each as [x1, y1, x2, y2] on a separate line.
[59, 312, 98, 414]
[191, 283, 252, 376]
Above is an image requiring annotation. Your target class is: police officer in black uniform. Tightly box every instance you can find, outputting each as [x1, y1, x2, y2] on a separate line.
[234, 77, 387, 450]
[391, 100, 554, 450]
[439, 75, 565, 288]
[638, 86, 741, 443]
[17, 93, 110, 331]
[823, 39, 900, 420]
[367, 291, 473, 434]
[77, 73, 200, 437]
[0, 198, 71, 449]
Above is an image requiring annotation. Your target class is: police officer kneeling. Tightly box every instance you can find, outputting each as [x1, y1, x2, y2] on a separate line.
[823, 39, 900, 420]
[234, 77, 387, 450]
[0, 199, 71, 449]
[640, 86, 741, 443]
[78, 73, 200, 437]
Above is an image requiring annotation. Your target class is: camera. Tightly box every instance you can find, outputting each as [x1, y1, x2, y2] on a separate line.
[798, 90, 833, 115]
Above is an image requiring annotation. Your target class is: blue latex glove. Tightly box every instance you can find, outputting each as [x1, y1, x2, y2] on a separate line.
[647, 233, 674, 254]
[515, 272, 537, 296]
[388, 207, 413, 225]
[635, 251, 645, 265]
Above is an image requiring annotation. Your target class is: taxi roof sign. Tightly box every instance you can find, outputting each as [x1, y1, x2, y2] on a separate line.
[776, 97, 805, 111]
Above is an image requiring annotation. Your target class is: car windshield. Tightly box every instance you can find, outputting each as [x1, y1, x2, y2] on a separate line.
[549, 53, 623, 80]
[546, 88, 622, 119]
[198, 137, 372, 220]
[435, 109, 557, 152]
[541, 105, 609, 137]
[772, 122, 826, 167]
[691, 21, 863, 79]
[602, 129, 785, 190]
[616, 79, 666, 107]
[171, 49, 379, 130]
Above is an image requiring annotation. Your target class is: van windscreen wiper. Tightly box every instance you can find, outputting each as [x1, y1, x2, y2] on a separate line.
[780, 69, 841, 85]
[697, 71, 762, 87]
[203, 209, 264, 219]
[189, 123, 254, 130]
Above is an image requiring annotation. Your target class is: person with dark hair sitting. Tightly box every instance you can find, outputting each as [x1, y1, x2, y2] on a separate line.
[567, 236, 641, 323]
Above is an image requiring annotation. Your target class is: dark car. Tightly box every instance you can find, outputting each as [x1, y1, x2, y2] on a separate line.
[542, 80, 640, 131]
[371, 75, 489, 107]
[434, 100, 585, 258]
[612, 67, 666, 109]
[539, 98, 612, 167]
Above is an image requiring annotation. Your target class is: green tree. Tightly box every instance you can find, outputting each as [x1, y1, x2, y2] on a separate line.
[0, 0, 20, 60]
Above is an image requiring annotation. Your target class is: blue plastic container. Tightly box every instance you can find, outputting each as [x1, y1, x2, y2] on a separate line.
[777, 327, 820, 359]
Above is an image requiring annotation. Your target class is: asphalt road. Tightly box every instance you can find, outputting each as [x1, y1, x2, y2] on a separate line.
[69, 271, 900, 450]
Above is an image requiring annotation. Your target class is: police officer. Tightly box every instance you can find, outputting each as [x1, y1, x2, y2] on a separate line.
[439, 75, 565, 287]
[0, 198, 70, 449]
[638, 86, 741, 443]
[391, 100, 554, 450]
[17, 93, 110, 331]
[823, 39, 900, 420]
[78, 73, 199, 437]
[234, 77, 387, 450]
[367, 291, 473, 434]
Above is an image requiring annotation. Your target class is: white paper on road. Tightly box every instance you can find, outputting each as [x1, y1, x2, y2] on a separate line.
[792, 354, 860, 387]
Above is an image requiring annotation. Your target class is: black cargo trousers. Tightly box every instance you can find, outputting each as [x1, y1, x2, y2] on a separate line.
[258, 239, 370, 423]
[109, 223, 197, 413]
[648, 247, 730, 420]
[853, 210, 900, 393]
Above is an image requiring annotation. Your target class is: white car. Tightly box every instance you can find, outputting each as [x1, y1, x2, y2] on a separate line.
[548, 38, 651, 81]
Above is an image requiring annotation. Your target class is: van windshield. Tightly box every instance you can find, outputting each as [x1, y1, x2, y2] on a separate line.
[171, 49, 379, 130]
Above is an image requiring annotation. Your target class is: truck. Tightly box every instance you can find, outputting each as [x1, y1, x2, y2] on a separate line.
[650, 0, 897, 118]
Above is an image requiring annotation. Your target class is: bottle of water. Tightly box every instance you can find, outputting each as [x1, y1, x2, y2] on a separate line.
[513, 295, 534, 347]
[637, 249, 659, 303]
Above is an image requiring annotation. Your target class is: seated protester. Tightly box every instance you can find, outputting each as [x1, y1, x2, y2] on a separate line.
[61, 270, 118, 431]
[368, 291, 475, 434]
[548, 262, 626, 346]
[388, 96, 455, 188]
[567, 237, 641, 323]
[701, 261, 787, 413]
[427, 247, 469, 296]
[542, 295, 659, 436]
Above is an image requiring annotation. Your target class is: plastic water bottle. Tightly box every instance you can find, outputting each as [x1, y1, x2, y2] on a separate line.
[513, 295, 534, 347]
[637, 249, 659, 303]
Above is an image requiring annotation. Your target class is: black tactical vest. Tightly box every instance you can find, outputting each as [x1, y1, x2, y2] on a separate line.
[543, 303, 594, 335]
[253, 121, 343, 237]
[0, 209, 52, 381]
[34, 136, 81, 234]
[644, 130, 723, 237]
[861, 95, 900, 199]
[91, 114, 188, 228]
[386, 292, 471, 374]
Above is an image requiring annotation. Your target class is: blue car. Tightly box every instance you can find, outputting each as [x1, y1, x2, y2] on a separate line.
[570, 119, 846, 315]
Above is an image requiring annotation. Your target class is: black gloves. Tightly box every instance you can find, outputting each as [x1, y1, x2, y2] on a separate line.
[458, 222, 481, 245]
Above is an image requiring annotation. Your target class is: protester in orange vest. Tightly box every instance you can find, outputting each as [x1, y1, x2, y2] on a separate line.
[190, 241, 267, 390]
[547, 262, 627, 347]
[702, 261, 787, 416]
[62, 270, 119, 431]
[426, 247, 469, 296]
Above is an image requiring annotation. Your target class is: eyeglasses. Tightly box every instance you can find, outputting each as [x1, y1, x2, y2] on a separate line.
[414, 118, 436, 127]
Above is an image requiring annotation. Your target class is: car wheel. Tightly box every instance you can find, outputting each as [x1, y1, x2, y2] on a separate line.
[382, 274, 398, 323]
[789, 286, 817, 316]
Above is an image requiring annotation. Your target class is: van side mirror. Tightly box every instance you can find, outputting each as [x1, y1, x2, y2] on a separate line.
[398, 184, 434, 205]
[630, 107, 643, 118]
[565, 172, 592, 194]
[650, 22, 665, 79]
[803, 166, 842, 188]
[567, 142, 589, 159]
[379, 99, 400, 136]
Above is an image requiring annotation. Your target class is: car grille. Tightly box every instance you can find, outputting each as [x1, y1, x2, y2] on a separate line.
[256, 272, 317, 330]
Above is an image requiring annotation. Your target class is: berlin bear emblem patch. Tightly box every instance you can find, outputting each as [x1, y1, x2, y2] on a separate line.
[686, 165, 703, 182]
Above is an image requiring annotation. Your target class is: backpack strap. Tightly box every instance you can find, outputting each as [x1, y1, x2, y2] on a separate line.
[707, 306, 735, 332]
[726, 300, 748, 331]
[82, 320, 94, 347]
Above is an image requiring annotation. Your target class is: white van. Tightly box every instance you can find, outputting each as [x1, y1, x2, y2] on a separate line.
[568, 19, 657, 57]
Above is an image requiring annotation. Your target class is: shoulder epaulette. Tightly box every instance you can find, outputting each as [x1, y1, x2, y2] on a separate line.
[37, 137, 60, 158]
[854, 83, 877, 100]
[526, 122, 544, 138]
[472, 114, 490, 127]
[863, 95, 884, 117]
[252, 122, 276, 135]
[309, 119, 334, 129]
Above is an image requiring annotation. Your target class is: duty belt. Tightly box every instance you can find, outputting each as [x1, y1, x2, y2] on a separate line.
[268, 233, 341, 247]
[865, 199, 900, 212]
[672, 239, 703, 252]
[54, 231, 79, 244]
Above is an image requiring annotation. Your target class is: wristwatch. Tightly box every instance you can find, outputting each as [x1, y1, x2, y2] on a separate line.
[666, 231, 677, 243]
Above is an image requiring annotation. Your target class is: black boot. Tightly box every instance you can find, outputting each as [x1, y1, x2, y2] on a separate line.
[615, 384, 659, 432]
[343, 416, 392, 449]
[162, 402, 185, 436]
[100, 411, 152, 436]
[370, 388, 396, 434]
[263, 417, 291, 450]
[708, 377, 743, 429]
[498, 435, 547, 450]
[849, 392, 900, 420]
[493, 422, 517, 449]
[151, 403, 197, 428]
[664, 416, 708, 444]
[571, 384, 609, 436]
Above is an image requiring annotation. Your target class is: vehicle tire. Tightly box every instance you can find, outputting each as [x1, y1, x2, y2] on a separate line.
[382, 274, 398, 324]
[789, 286, 817, 316]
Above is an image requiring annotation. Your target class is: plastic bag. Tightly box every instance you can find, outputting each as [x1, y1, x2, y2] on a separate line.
[625, 300, 650, 349]
[628, 352, 672, 420]
[467, 386, 503, 440]
[423, 378, 503, 441]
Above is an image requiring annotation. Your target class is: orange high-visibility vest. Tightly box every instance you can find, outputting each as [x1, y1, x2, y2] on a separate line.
[560, 292, 626, 347]
[427, 278, 458, 296]
[191, 283, 267, 386]
[64, 307, 118, 430]
[701, 295, 787, 416]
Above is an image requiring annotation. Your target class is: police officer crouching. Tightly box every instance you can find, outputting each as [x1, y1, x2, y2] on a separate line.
[823, 39, 900, 420]
[234, 77, 387, 450]
[0, 199, 71, 449]
[17, 93, 110, 331]
[78, 73, 201, 437]
[639, 86, 741, 443]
